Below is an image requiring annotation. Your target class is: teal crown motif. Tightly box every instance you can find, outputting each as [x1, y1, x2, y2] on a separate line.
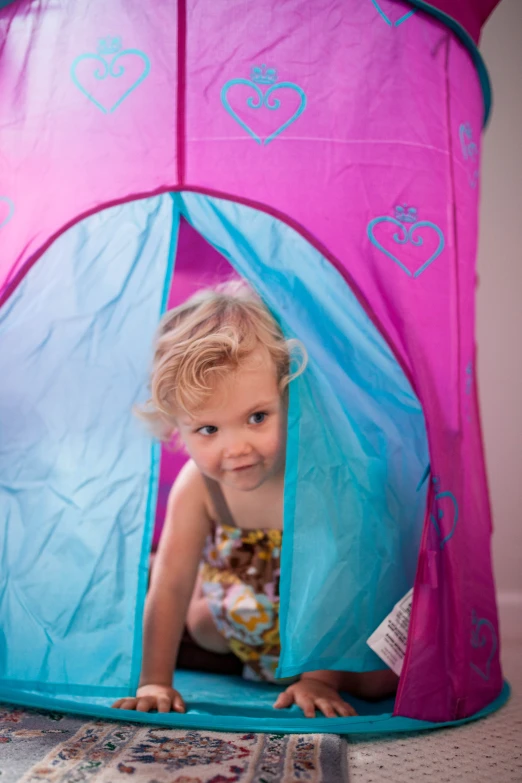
[97, 37, 122, 56]
[250, 64, 277, 85]
[71, 37, 151, 115]
[367, 204, 445, 277]
[220, 64, 306, 145]
[395, 205, 417, 223]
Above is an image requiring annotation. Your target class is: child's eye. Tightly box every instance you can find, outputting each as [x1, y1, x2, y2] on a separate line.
[249, 412, 266, 425]
[197, 425, 218, 436]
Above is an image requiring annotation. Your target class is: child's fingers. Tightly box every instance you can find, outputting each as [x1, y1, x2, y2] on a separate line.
[318, 699, 357, 718]
[157, 695, 173, 713]
[334, 701, 357, 717]
[273, 690, 295, 709]
[295, 696, 317, 718]
[173, 694, 186, 713]
[112, 698, 138, 710]
[136, 696, 158, 712]
[315, 699, 337, 718]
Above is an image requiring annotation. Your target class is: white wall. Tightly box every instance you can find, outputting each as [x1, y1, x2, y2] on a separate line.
[478, 0, 522, 638]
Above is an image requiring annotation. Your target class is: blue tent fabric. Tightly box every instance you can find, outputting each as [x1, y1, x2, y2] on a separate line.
[0, 675, 511, 735]
[1, 193, 429, 715]
[0, 197, 177, 694]
[176, 193, 430, 677]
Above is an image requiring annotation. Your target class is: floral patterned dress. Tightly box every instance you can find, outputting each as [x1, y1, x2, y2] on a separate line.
[199, 523, 283, 682]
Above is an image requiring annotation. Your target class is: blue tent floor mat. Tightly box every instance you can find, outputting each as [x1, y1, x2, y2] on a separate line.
[0, 672, 510, 736]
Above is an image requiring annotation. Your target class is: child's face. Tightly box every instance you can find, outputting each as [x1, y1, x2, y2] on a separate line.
[177, 347, 286, 492]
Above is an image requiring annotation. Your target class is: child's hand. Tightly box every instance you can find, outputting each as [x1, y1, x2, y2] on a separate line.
[273, 677, 357, 718]
[112, 684, 185, 713]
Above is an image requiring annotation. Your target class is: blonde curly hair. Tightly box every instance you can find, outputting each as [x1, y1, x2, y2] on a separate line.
[139, 280, 307, 439]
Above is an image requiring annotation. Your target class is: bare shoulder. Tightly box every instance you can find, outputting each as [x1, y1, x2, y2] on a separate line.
[171, 458, 205, 494]
[154, 460, 211, 591]
[167, 459, 206, 505]
[165, 459, 211, 534]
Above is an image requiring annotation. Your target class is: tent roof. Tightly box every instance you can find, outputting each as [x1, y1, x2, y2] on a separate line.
[0, 0, 502, 42]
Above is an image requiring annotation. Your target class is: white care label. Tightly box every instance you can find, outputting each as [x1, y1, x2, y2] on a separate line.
[366, 588, 413, 676]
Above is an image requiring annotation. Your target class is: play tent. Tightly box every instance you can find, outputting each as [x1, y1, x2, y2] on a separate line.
[0, 0, 509, 733]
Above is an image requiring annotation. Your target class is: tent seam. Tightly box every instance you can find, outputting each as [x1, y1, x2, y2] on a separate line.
[177, 0, 187, 186]
[404, 0, 493, 126]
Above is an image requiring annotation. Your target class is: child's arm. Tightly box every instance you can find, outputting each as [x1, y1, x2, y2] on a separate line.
[112, 461, 211, 713]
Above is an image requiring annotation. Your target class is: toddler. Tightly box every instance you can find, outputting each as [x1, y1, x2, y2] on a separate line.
[113, 281, 396, 718]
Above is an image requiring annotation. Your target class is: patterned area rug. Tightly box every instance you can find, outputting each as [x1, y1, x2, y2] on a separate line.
[0, 705, 349, 783]
[2, 643, 520, 783]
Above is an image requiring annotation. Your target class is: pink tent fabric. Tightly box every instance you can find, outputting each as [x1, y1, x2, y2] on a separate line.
[0, 0, 503, 724]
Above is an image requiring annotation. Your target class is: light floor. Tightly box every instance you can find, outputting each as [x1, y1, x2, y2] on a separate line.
[347, 639, 522, 782]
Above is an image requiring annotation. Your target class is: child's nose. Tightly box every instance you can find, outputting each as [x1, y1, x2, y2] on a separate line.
[223, 437, 252, 458]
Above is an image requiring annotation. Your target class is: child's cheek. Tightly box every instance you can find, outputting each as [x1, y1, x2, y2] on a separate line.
[194, 437, 218, 463]
[264, 430, 283, 459]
